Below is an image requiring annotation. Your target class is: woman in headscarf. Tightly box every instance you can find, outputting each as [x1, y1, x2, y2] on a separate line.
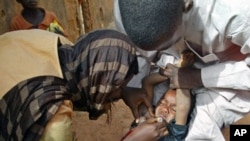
[0, 29, 157, 141]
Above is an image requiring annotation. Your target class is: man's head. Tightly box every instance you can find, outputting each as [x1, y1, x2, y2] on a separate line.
[16, 0, 38, 9]
[73, 30, 139, 121]
[155, 89, 176, 123]
[119, 0, 184, 51]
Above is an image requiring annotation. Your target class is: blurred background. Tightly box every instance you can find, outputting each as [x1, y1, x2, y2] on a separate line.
[0, 0, 115, 42]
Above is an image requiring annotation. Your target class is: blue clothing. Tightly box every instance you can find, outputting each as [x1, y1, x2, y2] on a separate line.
[159, 120, 189, 141]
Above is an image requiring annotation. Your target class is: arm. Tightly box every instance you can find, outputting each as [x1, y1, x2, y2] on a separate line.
[142, 73, 168, 102]
[120, 87, 154, 119]
[175, 89, 191, 125]
[122, 118, 168, 141]
[201, 59, 250, 90]
[202, 10, 250, 90]
[10, 16, 23, 31]
[161, 51, 194, 125]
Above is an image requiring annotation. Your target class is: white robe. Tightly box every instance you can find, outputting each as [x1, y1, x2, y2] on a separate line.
[114, 0, 250, 140]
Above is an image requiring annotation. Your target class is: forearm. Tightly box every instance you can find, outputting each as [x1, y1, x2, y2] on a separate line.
[178, 67, 203, 89]
[175, 89, 191, 125]
[202, 60, 250, 90]
[142, 73, 168, 101]
[142, 73, 168, 86]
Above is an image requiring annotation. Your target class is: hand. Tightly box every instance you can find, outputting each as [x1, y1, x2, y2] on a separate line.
[123, 118, 168, 141]
[121, 87, 154, 119]
[160, 64, 203, 89]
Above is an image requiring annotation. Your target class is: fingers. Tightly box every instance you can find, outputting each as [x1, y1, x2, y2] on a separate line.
[160, 63, 180, 89]
[184, 0, 193, 13]
[164, 63, 176, 76]
[156, 119, 168, 138]
[141, 117, 168, 139]
[145, 117, 166, 128]
[142, 97, 155, 117]
[169, 83, 176, 89]
[159, 63, 175, 76]
[144, 117, 158, 123]
[132, 106, 140, 120]
[159, 126, 169, 136]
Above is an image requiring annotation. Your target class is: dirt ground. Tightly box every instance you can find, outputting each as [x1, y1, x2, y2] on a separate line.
[72, 100, 134, 141]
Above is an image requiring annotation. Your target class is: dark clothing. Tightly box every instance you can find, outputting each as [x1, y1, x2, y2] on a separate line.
[0, 29, 138, 141]
[159, 120, 189, 141]
[58, 29, 138, 116]
[0, 76, 71, 141]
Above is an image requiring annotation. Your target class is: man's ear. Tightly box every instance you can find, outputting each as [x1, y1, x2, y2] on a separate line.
[183, 0, 193, 13]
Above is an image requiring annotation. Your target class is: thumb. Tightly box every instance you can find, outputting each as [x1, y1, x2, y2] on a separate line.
[144, 117, 158, 124]
[166, 63, 176, 68]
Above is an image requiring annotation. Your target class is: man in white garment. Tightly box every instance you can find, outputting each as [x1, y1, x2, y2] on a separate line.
[114, 0, 250, 140]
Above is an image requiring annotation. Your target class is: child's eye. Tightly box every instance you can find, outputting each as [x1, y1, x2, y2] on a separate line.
[171, 106, 176, 112]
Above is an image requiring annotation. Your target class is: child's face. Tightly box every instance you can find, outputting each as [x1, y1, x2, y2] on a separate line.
[155, 90, 176, 123]
[19, 0, 38, 8]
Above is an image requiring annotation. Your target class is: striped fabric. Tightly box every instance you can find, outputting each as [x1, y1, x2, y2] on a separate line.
[0, 76, 71, 141]
[0, 29, 138, 141]
[59, 29, 138, 119]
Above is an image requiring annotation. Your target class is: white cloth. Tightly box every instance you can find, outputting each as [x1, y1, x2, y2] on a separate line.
[186, 88, 250, 141]
[185, 0, 250, 139]
[114, 0, 250, 140]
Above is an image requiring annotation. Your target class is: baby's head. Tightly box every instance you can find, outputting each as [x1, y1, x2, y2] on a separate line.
[16, 0, 38, 9]
[155, 89, 176, 123]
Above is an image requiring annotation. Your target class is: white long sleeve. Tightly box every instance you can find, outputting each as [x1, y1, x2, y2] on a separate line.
[184, 0, 250, 91]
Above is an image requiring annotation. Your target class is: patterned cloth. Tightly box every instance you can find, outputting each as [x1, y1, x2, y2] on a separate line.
[0, 76, 71, 141]
[0, 29, 138, 141]
[59, 29, 138, 119]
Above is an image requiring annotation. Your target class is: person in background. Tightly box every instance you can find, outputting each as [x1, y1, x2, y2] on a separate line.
[0, 29, 164, 141]
[115, 0, 250, 140]
[11, 0, 67, 36]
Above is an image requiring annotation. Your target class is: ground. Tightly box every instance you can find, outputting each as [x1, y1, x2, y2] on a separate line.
[72, 100, 134, 141]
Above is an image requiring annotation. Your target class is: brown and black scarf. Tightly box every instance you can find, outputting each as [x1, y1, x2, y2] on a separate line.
[59, 29, 138, 120]
[0, 29, 138, 141]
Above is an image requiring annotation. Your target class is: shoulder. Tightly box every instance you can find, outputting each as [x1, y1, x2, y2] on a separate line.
[10, 14, 27, 30]
[42, 8, 57, 18]
[11, 14, 23, 23]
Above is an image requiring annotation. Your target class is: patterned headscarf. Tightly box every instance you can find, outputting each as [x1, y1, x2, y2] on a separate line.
[0, 29, 138, 141]
[59, 29, 138, 119]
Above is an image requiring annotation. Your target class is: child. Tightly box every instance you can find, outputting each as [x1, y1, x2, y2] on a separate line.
[121, 49, 195, 141]
[11, 0, 67, 36]
[121, 88, 193, 141]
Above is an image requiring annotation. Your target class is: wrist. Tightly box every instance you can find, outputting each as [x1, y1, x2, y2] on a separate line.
[179, 68, 203, 88]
